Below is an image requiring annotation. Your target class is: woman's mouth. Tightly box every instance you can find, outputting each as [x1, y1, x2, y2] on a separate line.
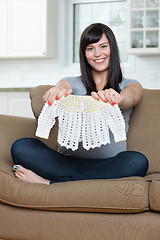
[94, 58, 105, 63]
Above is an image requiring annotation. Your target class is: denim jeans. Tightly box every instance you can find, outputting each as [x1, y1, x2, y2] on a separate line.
[11, 138, 149, 184]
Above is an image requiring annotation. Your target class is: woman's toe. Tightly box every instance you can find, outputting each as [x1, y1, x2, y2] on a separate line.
[13, 165, 21, 171]
[14, 171, 22, 180]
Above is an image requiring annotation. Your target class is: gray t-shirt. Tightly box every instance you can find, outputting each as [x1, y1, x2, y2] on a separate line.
[58, 76, 140, 159]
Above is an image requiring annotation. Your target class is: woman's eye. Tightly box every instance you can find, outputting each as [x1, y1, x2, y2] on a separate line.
[101, 45, 108, 48]
[87, 47, 93, 51]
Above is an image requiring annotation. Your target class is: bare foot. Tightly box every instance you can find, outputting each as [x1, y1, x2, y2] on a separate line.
[13, 165, 50, 185]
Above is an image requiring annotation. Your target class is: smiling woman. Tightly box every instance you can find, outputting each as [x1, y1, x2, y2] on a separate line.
[79, 23, 122, 95]
[85, 34, 110, 73]
[11, 23, 148, 185]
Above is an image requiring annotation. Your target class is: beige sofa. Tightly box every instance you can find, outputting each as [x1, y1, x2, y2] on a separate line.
[0, 86, 160, 240]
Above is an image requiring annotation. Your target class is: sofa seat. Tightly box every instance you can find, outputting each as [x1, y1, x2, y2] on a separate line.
[0, 166, 149, 213]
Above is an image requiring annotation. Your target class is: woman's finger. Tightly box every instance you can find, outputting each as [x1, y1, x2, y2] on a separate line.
[97, 91, 107, 102]
[63, 88, 73, 98]
[108, 89, 118, 105]
[56, 89, 67, 100]
[47, 90, 58, 105]
[43, 87, 57, 102]
[104, 89, 112, 103]
[108, 89, 123, 104]
[91, 91, 101, 101]
[43, 90, 50, 102]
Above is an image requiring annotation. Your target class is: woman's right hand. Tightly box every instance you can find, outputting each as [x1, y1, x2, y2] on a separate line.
[43, 80, 72, 106]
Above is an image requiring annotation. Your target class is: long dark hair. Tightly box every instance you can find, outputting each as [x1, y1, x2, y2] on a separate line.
[79, 23, 122, 95]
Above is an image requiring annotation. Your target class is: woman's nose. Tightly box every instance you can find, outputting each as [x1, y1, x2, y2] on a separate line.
[94, 48, 101, 57]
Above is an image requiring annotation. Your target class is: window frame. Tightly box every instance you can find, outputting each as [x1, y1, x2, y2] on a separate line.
[58, 0, 135, 75]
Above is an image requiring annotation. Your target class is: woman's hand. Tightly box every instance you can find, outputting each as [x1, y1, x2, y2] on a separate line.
[91, 88, 123, 105]
[43, 80, 72, 105]
[91, 83, 142, 109]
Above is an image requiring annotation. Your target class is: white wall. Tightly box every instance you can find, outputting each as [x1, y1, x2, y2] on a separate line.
[0, 55, 159, 89]
[124, 55, 160, 89]
[0, 0, 159, 90]
[0, 58, 64, 88]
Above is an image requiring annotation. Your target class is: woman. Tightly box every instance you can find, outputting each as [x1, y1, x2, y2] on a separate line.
[12, 23, 149, 185]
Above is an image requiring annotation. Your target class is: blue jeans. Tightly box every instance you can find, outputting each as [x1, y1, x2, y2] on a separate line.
[11, 138, 149, 184]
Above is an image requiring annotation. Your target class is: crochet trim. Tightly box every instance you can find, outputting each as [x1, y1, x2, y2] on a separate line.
[36, 95, 126, 151]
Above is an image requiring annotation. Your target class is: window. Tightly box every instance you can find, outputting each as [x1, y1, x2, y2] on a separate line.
[58, 0, 135, 73]
[73, 0, 127, 63]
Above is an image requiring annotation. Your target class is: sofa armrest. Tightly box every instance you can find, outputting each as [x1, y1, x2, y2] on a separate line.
[0, 115, 37, 172]
[0, 114, 58, 173]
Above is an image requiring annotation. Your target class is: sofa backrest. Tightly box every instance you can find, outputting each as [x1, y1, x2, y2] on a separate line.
[127, 89, 160, 174]
[30, 86, 160, 175]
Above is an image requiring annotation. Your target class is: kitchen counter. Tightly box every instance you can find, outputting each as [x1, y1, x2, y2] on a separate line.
[0, 88, 32, 92]
[0, 89, 34, 118]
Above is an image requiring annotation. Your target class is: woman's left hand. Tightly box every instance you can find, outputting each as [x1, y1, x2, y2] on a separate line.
[91, 88, 123, 105]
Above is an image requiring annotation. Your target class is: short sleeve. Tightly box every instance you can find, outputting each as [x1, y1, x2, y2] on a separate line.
[61, 77, 76, 90]
[119, 78, 141, 91]
[61, 76, 86, 95]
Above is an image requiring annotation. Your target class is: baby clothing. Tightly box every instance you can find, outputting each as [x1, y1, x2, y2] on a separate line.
[36, 95, 126, 151]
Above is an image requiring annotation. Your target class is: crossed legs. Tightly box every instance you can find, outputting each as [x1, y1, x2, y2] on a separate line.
[11, 138, 149, 185]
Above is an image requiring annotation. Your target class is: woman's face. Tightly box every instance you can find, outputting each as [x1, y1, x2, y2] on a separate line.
[85, 33, 110, 72]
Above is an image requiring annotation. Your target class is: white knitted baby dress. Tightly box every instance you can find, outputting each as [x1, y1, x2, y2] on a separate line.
[36, 95, 126, 151]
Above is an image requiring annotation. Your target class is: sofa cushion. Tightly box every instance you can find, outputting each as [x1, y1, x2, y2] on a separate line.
[0, 169, 149, 213]
[148, 174, 160, 212]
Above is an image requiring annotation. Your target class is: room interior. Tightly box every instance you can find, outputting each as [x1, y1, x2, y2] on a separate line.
[0, 0, 160, 239]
